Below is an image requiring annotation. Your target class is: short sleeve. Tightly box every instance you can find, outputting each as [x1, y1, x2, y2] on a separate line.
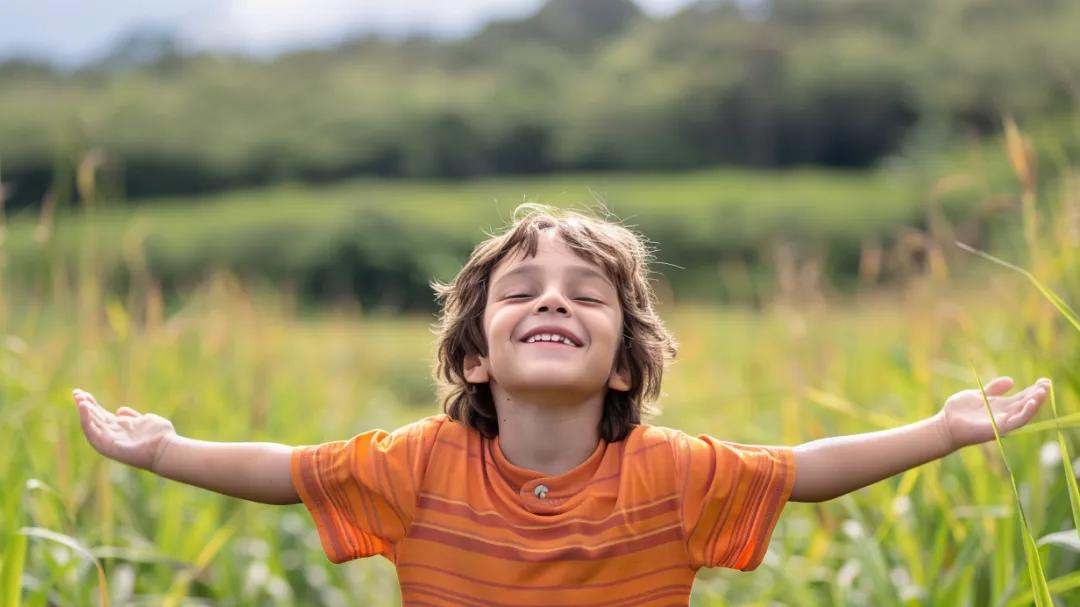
[676, 433, 796, 570]
[291, 416, 444, 563]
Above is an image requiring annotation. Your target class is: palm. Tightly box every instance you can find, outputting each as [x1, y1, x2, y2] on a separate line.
[73, 389, 176, 471]
[940, 377, 1049, 449]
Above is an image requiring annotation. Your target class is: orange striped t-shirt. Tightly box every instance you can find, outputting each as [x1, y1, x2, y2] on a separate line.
[291, 414, 795, 605]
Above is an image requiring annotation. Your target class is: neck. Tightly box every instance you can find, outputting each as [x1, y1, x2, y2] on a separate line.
[491, 384, 603, 476]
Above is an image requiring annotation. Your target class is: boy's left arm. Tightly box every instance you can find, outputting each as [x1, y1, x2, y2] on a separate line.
[790, 376, 1051, 503]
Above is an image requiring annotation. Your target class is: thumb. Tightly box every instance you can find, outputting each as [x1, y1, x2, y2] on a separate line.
[117, 406, 140, 417]
[983, 376, 1014, 396]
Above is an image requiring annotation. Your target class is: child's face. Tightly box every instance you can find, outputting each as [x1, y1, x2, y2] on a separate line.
[464, 230, 631, 402]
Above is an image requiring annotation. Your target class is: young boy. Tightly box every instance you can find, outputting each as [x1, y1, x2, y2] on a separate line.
[73, 204, 1051, 605]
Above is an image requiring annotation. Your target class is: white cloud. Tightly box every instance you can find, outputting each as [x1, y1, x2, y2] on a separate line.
[180, 0, 544, 56]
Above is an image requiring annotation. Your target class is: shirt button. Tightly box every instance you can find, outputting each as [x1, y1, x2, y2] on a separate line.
[534, 484, 549, 499]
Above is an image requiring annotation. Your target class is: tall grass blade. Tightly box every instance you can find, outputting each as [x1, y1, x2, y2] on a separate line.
[1, 532, 27, 607]
[1007, 570, 1080, 607]
[955, 241, 1080, 334]
[19, 527, 109, 607]
[970, 366, 1053, 606]
[1047, 385, 1080, 537]
[1007, 411, 1080, 436]
[1036, 530, 1080, 552]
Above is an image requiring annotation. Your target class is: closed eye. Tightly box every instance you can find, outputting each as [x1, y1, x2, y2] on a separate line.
[506, 294, 531, 299]
[575, 297, 602, 303]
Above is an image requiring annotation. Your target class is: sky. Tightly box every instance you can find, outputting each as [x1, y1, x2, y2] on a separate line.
[0, 0, 696, 67]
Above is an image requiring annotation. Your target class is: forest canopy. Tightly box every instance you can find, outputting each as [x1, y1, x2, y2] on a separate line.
[2, 0, 1079, 208]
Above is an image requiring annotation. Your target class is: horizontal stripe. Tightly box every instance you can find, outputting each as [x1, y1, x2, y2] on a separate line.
[397, 562, 693, 592]
[407, 522, 683, 562]
[416, 493, 679, 538]
[405, 582, 487, 607]
[411, 519, 683, 553]
[413, 493, 676, 525]
[402, 581, 693, 607]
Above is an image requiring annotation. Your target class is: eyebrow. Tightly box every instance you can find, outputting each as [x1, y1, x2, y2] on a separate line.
[491, 263, 614, 289]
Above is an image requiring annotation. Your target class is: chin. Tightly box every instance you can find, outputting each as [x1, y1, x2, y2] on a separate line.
[518, 374, 606, 395]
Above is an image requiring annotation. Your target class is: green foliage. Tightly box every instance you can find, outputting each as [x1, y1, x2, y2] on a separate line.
[3, 168, 933, 310]
[3, 0, 1080, 206]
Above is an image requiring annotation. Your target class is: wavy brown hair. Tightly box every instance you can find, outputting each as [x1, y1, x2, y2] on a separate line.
[430, 203, 678, 442]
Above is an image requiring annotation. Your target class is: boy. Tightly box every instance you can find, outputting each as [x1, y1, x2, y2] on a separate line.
[73, 204, 1051, 605]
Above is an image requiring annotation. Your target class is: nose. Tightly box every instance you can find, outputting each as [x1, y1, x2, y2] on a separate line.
[534, 288, 570, 316]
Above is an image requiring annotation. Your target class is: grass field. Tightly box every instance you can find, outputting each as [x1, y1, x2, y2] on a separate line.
[0, 161, 1007, 311]
[1, 133, 1079, 605]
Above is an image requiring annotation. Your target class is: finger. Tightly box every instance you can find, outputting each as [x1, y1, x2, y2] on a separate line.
[84, 401, 110, 424]
[1005, 397, 1042, 432]
[73, 388, 98, 404]
[1015, 384, 1047, 405]
[76, 402, 96, 433]
[75, 392, 104, 413]
[1001, 382, 1043, 407]
[983, 376, 1014, 396]
[87, 418, 111, 451]
[116, 406, 140, 417]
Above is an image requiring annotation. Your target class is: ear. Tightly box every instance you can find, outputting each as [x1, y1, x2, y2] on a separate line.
[607, 366, 631, 392]
[464, 352, 490, 384]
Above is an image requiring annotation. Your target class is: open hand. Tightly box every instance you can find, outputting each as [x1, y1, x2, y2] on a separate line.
[72, 388, 177, 471]
[937, 376, 1050, 450]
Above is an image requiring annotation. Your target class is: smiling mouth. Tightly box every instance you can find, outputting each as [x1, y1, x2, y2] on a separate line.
[522, 330, 583, 345]
[524, 336, 578, 347]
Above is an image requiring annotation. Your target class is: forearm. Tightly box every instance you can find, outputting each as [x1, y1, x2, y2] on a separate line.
[152, 435, 300, 505]
[790, 414, 954, 502]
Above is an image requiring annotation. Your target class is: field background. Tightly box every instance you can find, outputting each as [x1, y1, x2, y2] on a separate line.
[2, 1, 1080, 605]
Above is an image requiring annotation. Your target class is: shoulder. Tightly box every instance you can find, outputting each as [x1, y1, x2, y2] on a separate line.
[626, 423, 695, 453]
[387, 413, 482, 457]
[618, 423, 690, 472]
[393, 413, 452, 438]
[379, 413, 472, 451]
[623, 424, 752, 472]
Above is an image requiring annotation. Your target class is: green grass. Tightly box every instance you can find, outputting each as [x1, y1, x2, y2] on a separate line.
[0, 166, 958, 311]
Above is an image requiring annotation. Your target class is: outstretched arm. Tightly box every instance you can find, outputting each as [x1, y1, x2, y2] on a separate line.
[73, 388, 300, 505]
[790, 376, 1050, 503]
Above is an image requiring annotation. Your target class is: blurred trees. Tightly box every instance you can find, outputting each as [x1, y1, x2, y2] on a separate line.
[1, 0, 1078, 208]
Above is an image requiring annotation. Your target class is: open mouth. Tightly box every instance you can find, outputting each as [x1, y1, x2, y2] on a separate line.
[518, 327, 585, 348]
[521, 335, 582, 348]
[520, 328, 583, 347]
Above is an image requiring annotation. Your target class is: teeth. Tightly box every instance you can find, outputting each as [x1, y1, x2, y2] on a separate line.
[525, 333, 575, 346]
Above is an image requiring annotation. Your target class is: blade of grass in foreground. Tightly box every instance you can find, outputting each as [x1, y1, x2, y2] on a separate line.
[1, 532, 27, 607]
[1008, 411, 1080, 436]
[956, 241, 1080, 535]
[1047, 384, 1080, 538]
[955, 241, 1080, 333]
[19, 527, 109, 607]
[971, 366, 1053, 606]
[1007, 570, 1080, 607]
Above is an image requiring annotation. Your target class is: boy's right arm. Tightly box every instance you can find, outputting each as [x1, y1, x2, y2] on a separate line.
[73, 388, 300, 505]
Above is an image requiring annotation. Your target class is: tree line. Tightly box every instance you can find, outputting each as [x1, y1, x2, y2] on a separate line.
[1, 0, 1078, 209]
